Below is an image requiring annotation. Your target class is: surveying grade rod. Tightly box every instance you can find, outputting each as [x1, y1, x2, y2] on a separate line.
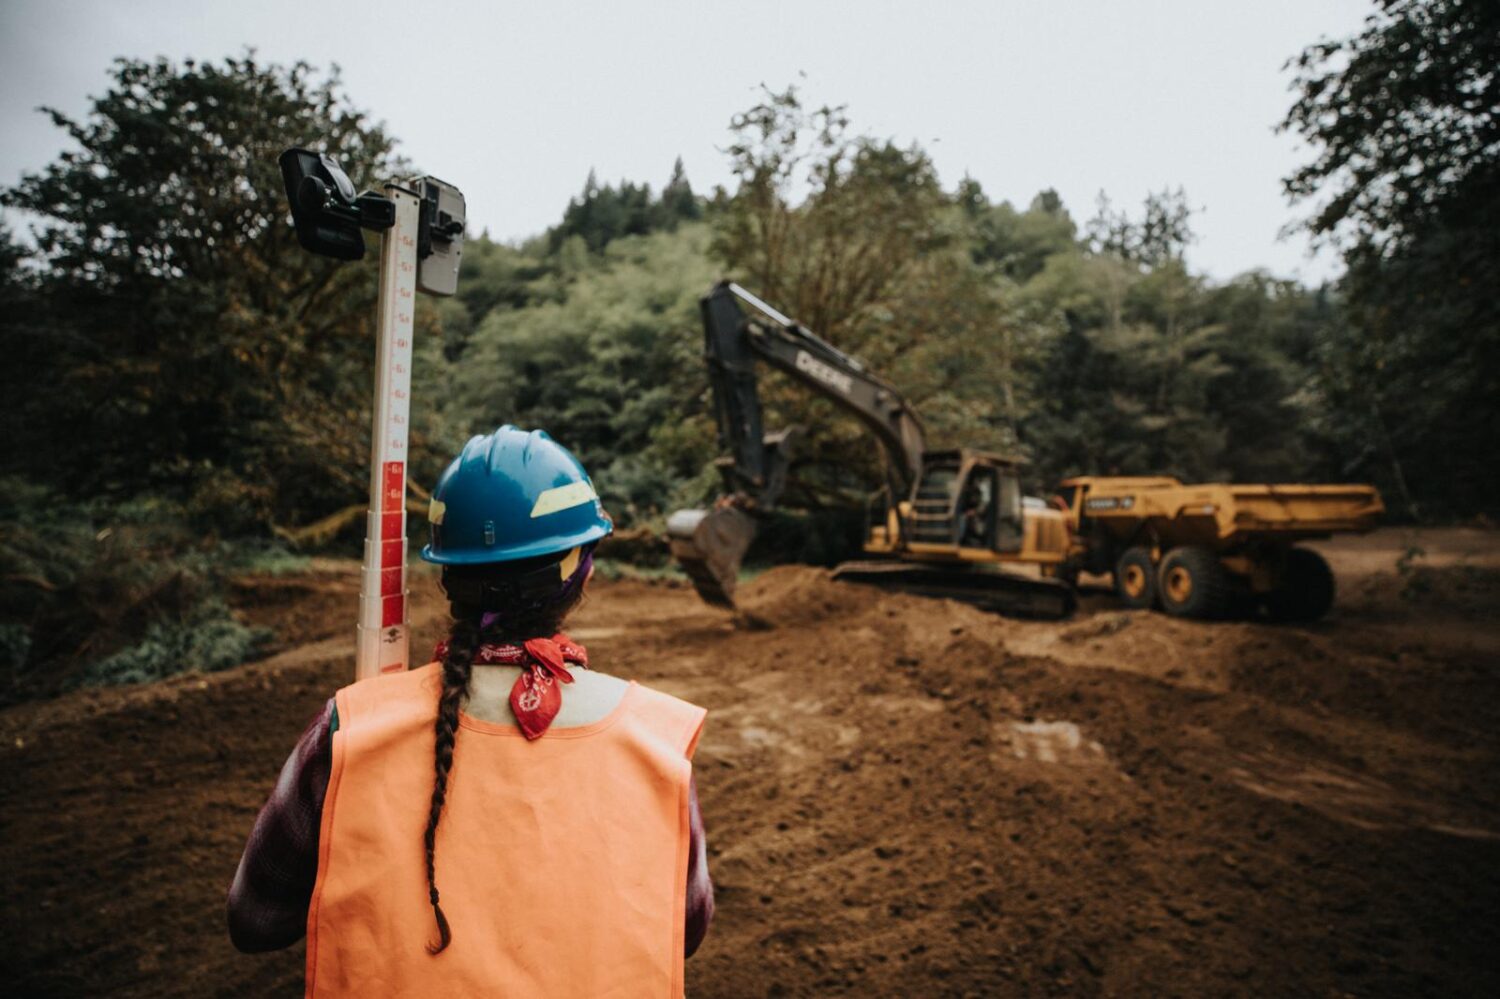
[276, 149, 466, 682]
[355, 183, 421, 681]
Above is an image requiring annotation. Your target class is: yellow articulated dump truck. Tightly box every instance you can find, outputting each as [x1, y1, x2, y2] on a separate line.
[1052, 477, 1384, 621]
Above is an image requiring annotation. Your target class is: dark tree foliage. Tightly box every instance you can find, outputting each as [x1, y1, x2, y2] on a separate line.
[547, 159, 702, 255]
[1282, 0, 1500, 516]
[659, 157, 702, 225]
[1084, 188, 1195, 267]
[13, 59, 1456, 701]
[1200, 274, 1328, 483]
[713, 86, 949, 339]
[1282, 0, 1498, 250]
[963, 181, 1077, 282]
[1, 55, 403, 530]
[9, 47, 1486, 573]
[1013, 191, 1329, 491]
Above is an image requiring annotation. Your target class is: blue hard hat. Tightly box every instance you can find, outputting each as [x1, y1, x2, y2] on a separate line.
[421, 426, 612, 565]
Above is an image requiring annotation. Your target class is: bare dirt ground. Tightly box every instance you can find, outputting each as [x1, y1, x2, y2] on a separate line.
[2, 528, 1497, 997]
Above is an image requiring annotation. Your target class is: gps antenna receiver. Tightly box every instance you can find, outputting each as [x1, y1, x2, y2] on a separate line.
[278, 147, 395, 260]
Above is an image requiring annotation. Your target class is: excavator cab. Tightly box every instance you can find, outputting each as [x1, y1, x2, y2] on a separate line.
[900, 451, 1024, 557]
[957, 469, 994, 548]
[962, 463, 1025, 553]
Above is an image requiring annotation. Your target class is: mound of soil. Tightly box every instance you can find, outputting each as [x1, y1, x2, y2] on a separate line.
[735, 564, 872, 628]
[2, 529, 1498, 996]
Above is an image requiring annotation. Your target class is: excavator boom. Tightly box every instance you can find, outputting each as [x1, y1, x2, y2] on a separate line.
[670, 282, 927, 604]
[701, 282, 926, 504]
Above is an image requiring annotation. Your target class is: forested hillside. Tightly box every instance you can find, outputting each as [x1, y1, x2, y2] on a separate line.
[1, 0, 1494, 700]
[437, 91, 1368, 526]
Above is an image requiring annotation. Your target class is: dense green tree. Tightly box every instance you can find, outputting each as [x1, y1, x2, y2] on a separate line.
[878, 251, 1038, 457]
[1199, 273, 1328, 483]
[659, 157, 702, 226]
[436, 238, 560, 363]
[547, 160, 703, 255]
[11, 57, 1448, 700]
[712, 85, 948, 339]
[1281, 0, 1500, 516]
[0, 55, 406, 530]
[549, 171, 652, 253]
[962, 181, 1077, 282]
[3, 61, 1436, 556]
[1016, 192, 1326, 491]
[1019, 251, 1231, 484]
[445, 225, 721, 524]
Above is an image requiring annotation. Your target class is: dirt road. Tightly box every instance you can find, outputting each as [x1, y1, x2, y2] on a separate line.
[2, 528, 1497, 996]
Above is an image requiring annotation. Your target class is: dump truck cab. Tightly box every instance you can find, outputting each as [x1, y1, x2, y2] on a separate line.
[1053, 476, 1185, 573]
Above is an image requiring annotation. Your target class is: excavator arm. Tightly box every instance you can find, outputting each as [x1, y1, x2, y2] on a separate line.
[668, 282, 927, 605]
[701, 282, 927, 504]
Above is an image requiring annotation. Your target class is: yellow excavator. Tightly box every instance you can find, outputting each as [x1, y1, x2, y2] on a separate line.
[666, 282, 1077, 618]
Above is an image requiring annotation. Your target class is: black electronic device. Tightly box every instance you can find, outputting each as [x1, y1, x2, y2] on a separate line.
[278, 148, 394, 260]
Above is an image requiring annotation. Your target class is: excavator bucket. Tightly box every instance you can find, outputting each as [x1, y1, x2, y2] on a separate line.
[666, 506, 757, 608]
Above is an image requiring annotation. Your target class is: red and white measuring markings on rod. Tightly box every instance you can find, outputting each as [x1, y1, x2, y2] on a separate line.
[356, 185, 422, 681]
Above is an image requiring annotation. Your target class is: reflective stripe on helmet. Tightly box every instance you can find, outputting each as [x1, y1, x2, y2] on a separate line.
[529, 481, 599, 518]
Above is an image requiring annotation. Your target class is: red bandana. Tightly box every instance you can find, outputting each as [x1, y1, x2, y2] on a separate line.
[432, 632, 590, 740]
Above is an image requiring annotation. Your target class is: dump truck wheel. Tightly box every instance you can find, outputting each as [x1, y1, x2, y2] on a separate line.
[1264, 547, 1335, 623]
[1157, 547, 1231, 619]
[1114, 547, 1157, 609]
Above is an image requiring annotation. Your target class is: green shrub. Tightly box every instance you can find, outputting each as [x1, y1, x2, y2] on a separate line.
[0, 476, 297, 700]
[0, 622, 31, 690]
[226, 542, 312, 577]
[75, 599, 271, 688]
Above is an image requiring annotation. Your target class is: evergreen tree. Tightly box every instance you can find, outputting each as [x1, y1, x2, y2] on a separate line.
[549, 162, 701, 255]
[657, 156, 701, 227]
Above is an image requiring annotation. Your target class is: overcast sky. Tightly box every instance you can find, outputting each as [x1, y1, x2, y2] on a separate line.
[1, 0, 1371, 283]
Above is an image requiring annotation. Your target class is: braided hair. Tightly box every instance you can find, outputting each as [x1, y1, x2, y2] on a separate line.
[422, 547, 592, 954]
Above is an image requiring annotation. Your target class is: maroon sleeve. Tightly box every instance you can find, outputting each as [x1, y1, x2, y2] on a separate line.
[227, 697, 334, 953]
[684, 771, 714, 958]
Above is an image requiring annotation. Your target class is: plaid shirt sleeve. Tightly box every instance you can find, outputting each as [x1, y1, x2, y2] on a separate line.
[227, 697, 333, 953]
[226, 695, 716, 957]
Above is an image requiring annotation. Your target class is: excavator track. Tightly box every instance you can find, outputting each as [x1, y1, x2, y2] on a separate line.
[830, 560, 1077, 620]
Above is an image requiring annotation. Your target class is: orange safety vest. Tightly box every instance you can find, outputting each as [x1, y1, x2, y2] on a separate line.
[304, 662, 706, 998]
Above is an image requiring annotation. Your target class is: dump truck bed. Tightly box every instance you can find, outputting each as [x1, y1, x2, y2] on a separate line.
[1063, 478, 1384, 547]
